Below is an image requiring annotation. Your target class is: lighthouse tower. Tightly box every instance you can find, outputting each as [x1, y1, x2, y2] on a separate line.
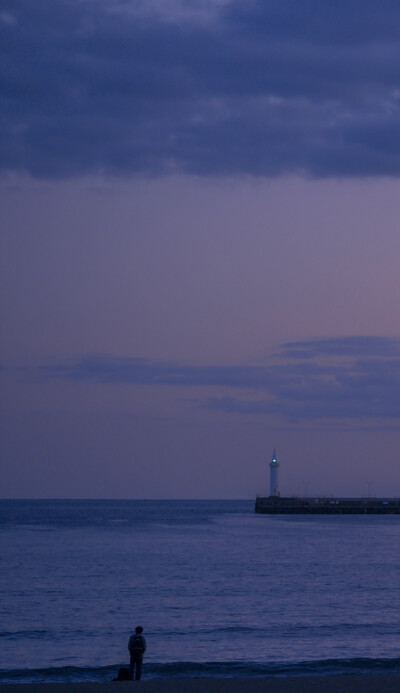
[269, 448, 280, 497]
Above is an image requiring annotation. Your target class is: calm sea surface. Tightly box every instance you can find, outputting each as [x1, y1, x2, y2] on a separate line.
[0, 500, 399, 682]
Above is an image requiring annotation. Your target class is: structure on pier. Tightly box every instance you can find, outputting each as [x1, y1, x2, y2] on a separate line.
[269, 448, 280, 497]
[255, 450, 400, 514]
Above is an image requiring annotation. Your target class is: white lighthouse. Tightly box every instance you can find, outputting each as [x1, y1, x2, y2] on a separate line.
[269, 448, 280, 497]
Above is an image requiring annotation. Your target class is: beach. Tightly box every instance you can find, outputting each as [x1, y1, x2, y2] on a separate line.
[1, 676, 400, 693]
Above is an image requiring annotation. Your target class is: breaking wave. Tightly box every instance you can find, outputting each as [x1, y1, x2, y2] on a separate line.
[1, 658, 400, 683]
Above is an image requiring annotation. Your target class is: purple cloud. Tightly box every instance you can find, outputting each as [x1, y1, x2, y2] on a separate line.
[37, 337, 400, 424]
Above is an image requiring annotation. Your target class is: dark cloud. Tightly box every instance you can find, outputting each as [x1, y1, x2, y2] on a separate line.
[40, 337, 400, 424]
[226, 0, 400, 46]
[42, 354, 286, 389]
[279, 336, 400, 359]
[2, 0, 400, 178]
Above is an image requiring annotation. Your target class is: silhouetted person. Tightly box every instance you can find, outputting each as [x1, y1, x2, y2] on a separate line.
[128, 626, 146, 680]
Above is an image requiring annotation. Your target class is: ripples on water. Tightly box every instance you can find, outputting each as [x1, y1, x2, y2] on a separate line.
[1, 500, 399, 681]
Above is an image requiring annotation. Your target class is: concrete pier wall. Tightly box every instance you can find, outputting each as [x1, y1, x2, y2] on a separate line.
[255, 496, 400, 514]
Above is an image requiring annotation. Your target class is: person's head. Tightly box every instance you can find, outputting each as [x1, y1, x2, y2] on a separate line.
[135, 626, 143, 634]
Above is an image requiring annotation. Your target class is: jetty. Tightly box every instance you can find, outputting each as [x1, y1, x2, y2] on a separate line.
[255, 449, 400, 514]
[255, 495, 400, 514]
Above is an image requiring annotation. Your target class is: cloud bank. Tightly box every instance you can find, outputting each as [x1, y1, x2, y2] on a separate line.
[41, 337, 400, 424]
[2, 0, 400, 178]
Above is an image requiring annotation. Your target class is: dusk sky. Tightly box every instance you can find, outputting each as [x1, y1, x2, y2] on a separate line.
[1, 0, 400, 498]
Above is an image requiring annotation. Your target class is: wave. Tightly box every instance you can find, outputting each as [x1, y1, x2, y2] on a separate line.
[1, 658, 400, 683]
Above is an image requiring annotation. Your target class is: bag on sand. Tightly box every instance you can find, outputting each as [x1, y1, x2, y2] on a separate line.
[113, 667, 130, 681]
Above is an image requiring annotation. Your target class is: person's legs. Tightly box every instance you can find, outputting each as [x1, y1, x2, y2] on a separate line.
[135, 655, 142, 680]
[129, 656, 135, 681]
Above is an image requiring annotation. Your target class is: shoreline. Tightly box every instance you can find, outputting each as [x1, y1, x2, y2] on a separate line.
[1, 675, 400, 693]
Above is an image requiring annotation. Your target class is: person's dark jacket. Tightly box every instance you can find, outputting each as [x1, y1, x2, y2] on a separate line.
[128, 634, 146, 656]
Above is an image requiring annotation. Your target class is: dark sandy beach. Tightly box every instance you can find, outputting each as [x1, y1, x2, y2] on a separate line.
[1, 676, 400, 693]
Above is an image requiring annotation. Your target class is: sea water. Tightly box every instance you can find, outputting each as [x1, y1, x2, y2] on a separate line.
[0, 500, 399, 683]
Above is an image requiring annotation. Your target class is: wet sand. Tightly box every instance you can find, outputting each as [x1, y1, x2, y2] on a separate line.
[1, 676, 400, 693]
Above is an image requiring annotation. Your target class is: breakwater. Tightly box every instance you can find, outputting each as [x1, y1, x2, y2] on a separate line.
[255, 496, 400, 514]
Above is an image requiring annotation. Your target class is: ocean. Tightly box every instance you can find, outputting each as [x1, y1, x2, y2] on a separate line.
[1, 500, 399, 683]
